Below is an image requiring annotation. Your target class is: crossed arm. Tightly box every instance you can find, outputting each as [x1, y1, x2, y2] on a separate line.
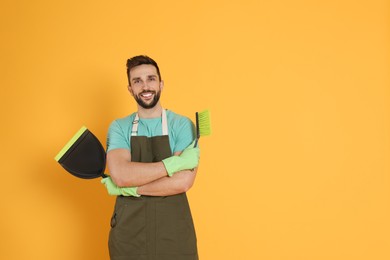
[107, 149, 197, 196]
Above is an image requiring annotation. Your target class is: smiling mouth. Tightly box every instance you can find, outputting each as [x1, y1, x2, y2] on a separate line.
[140, 92, 154, 99]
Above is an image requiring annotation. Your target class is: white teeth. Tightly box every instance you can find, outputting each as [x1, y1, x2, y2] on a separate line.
[141, 93, 153, 97]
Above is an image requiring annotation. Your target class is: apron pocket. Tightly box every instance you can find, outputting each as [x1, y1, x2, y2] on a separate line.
[109, 198, 147, 256]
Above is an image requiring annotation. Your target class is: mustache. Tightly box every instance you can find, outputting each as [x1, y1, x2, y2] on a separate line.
[139, 90, 156, 94]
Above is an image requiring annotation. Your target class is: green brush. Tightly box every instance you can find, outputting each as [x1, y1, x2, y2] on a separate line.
[194, 109, 211, 147]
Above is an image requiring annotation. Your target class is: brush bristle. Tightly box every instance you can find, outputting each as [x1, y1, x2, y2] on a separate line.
[198, 110, 211, 136]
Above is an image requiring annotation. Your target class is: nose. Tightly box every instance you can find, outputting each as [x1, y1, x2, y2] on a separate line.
[143, 82, 150, 89]
[142, 81, 152, 91]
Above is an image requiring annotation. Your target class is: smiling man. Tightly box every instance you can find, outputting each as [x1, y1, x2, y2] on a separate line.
[101, 55, 200, 260]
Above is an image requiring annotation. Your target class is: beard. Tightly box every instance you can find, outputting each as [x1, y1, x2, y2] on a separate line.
[134, 89, 161, 109]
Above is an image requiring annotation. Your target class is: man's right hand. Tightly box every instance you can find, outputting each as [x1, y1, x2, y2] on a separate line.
[162, 141, 200, 176]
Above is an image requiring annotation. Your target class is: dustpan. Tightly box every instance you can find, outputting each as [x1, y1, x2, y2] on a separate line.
[54, 126, 107, 179]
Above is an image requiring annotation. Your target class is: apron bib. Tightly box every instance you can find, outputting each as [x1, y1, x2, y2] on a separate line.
[108, 109, 198, 260]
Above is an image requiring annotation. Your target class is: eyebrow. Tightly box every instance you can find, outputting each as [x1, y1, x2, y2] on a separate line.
[132, 75, 157, 81]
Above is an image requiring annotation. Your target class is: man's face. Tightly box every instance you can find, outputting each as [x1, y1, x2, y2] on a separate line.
[128, 64, 163, 109]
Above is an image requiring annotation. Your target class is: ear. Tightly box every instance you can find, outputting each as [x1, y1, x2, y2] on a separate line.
[160, 80, 164, 90]
[128, 85, 134, 96]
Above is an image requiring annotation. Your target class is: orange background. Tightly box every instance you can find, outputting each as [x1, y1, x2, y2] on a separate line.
[0, 0, 389, 259]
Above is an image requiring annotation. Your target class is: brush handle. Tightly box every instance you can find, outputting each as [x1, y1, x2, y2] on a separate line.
[194, 138, 199, 148]
[195, 112, 200, 138]
[194, 112, 200, 147]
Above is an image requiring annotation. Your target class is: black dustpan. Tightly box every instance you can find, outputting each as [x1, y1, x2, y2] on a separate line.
[55, 126, 107, 179]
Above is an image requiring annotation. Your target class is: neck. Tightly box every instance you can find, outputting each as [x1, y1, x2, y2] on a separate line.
[137, 103, 163, 118]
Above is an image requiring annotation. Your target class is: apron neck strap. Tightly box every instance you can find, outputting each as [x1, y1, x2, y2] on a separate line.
[131, 109, 168, 136]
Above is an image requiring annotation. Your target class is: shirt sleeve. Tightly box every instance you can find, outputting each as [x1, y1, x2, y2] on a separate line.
[172, 116, 196, 153]
[107, 120, 130, 152]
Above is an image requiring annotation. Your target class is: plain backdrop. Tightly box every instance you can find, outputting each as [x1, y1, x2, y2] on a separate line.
[0, 0, 389, 259]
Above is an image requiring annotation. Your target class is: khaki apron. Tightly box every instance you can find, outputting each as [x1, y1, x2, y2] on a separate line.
[108, 109, 198, 260]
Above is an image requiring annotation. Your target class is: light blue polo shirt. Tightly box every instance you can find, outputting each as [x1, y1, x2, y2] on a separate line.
[107, 110, 195, 155]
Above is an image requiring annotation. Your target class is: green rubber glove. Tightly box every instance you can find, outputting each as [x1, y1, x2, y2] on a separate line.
[162, 141, 200, 177]
[101, 177, 140, 197]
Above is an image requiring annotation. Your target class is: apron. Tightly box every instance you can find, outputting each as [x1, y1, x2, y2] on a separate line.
[108, 109, 198, 260]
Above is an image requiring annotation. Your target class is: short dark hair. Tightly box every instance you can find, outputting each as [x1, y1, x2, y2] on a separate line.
[126, 55, 162, 85]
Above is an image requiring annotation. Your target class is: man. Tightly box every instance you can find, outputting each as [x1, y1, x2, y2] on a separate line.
[101, 55, 200, 260]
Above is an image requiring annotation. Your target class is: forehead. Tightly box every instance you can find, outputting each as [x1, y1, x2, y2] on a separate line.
[129, 64, 158, 79]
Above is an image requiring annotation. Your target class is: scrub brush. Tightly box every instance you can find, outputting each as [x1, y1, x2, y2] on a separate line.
[194, 109, 211, 147]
